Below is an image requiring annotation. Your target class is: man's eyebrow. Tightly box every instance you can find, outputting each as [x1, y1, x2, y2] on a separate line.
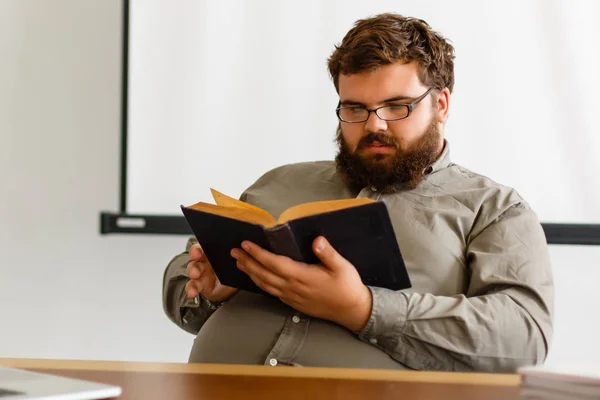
[339, 99, 366, 106]
[382, 95, 415, 103]
[339, 95, 416, 107]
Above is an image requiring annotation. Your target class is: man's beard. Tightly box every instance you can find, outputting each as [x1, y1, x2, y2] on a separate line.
[335, 119, 442, 194]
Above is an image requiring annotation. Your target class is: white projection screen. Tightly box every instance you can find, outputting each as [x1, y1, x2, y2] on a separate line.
[115, 0, 600, 240]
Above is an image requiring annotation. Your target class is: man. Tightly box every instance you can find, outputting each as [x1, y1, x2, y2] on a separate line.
[162, 13, 553, 372]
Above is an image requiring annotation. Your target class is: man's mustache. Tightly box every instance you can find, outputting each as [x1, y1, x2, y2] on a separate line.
[357, 132, 399, 150]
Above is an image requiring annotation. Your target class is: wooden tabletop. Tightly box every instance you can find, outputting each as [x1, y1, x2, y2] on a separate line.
[0, 358, 522, 400]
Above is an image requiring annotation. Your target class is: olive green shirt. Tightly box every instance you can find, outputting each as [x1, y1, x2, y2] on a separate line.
[162, 142, 554, 372]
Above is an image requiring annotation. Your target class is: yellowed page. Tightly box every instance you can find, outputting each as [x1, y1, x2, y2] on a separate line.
[210, 188, 275, 220]
[277, 198, 375, 224]
[187, 201, 276, 226]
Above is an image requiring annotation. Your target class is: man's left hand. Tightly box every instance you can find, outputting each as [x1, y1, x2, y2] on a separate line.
[231, 237, 372, 333]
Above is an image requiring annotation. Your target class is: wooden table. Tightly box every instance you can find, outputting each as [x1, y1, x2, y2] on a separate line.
[0, 358, 522, 400]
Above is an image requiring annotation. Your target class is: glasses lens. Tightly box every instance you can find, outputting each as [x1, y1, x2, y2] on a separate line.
[338, 107, 368, 122]
[377, 105, 409, 120]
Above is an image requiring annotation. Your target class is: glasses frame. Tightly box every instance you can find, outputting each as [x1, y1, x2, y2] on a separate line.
[336, 87, 434, 123]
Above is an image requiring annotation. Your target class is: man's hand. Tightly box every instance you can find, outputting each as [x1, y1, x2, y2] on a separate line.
[231, 237, 372, 332]
[185, 244, 238, 303]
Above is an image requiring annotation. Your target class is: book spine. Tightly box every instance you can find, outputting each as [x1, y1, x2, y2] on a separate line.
[266, 224, 305, 262]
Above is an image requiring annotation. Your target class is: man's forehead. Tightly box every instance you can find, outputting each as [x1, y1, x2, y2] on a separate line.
[338, 62, 425, 104]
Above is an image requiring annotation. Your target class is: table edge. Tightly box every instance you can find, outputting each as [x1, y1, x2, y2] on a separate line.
[0, 358, 521, 386]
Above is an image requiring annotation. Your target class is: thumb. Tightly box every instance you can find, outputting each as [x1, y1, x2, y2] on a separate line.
[313, 236, 348, 272]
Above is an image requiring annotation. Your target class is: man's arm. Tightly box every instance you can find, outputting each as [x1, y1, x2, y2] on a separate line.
[162, 237, 219, 335]
[357, 202, 554, 372]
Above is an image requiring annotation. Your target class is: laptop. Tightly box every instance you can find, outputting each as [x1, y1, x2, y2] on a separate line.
[0, 366, 121, 399]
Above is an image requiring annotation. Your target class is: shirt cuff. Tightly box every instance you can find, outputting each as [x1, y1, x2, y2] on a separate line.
[179, 288, 222, 325]
[358, 286, 409, 349]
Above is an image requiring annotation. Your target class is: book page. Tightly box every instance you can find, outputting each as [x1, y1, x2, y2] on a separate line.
[210, 188, 275, 219]
[277, 198, 376, 224]
[186, 201, 276, 226]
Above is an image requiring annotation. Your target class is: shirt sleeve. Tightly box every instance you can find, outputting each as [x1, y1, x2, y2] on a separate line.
[162, 191, 259, 335]
[162, 236, 219, 335]
[358, 202, 554, 372]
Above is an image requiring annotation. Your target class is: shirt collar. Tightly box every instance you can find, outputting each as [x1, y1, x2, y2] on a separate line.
[427, 139, 451, 175]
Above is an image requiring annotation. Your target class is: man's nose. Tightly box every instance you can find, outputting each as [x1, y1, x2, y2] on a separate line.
[364, 110, 388, 133]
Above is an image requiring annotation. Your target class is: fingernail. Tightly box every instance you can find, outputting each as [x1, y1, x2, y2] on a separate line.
[316, 239, 325, 253]
[231, 250, 239, 260]
[241, 242, 250, 251]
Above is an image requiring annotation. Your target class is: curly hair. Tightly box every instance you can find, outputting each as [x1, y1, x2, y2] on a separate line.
[327, 13, 455, 94]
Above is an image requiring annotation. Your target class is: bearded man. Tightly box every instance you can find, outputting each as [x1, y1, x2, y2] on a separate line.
[162, 13, 553, 372]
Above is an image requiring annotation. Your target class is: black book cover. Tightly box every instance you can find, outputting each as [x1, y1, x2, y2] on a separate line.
[180, 201, 411, 295]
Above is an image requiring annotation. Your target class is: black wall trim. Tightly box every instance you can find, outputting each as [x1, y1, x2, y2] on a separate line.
[100, 213, 191, 235]
[119, 0, 130, 213]
[99, 213, 600, 245]
[541, 223, 600, 246]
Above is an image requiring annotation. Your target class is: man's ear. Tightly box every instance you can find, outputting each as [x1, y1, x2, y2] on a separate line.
[435, 87, 451, 124]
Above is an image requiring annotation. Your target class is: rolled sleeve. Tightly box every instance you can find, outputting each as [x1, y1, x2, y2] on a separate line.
[162, 237, 218, 335]
[358, 286, 408, 347]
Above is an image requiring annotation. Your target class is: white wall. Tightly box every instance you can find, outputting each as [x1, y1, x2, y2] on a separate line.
[0, 0, 193, 362]
[0, 0, 598, 366]
[544, 246, 600, 366]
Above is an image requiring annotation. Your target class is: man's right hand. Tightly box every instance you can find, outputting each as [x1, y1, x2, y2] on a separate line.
[185, 244, 238, 303]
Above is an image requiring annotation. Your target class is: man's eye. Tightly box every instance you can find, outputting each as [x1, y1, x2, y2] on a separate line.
[348, 108, 365, 113]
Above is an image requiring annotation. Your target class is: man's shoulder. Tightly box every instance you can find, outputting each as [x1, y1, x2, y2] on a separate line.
[430, 162, 534, 221]
[442, 162, 523, 197]
[436, 162, 548, 249]
[265, 160, 337, 174]
[241, 160, 348, 216]
[450, 163, 519, 196]
[254, 160, 338, 183]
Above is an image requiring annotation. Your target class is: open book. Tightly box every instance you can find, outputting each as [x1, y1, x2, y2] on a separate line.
[180, 189, 411, 294]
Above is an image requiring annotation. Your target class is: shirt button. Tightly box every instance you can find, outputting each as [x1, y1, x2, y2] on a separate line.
[292, 316, 300, 323]
[369, 338, 378, 345]
[269, 358, 278, 367]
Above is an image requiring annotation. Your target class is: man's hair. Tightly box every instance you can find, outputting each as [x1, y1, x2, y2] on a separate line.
[327, 13, 455, 94]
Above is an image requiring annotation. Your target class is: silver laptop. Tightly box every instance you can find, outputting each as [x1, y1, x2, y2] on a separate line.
[0, 366, 121, 400]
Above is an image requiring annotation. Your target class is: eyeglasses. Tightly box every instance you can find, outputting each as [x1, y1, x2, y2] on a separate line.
[336, 87, 434, 123]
